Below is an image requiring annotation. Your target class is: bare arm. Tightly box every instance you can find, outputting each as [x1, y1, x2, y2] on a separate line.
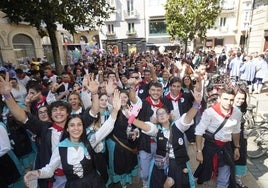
[0, 73, 27, 123]
[82, 74, 99, 116]
[183, 90, 202, 124]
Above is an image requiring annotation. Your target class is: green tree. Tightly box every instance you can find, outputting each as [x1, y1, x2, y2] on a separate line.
[165, 0, 221, 53]
[0, 0, 113, 74]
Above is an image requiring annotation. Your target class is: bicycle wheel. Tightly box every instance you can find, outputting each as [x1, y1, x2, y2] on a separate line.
[247, 126, 268, 158]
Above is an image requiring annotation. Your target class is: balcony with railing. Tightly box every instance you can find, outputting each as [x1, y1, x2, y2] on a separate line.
[106, 32, 116, 38]
[124, 10, 138, 20]
[126, 30, 137, 37]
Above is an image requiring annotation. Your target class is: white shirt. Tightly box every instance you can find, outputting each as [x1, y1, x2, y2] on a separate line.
[195, 107, 241, 142]
[40, 116, 116, 178]
[11, 84, 27, 102]
[0, 125, 11, 157]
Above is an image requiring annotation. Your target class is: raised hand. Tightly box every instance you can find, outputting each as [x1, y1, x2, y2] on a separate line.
[83, 73, 99, 94]
[112, 89, 121, 111]
[191, 89, 202, 104]
[0, 72, 12, 95]
[25, 91, 42, 106]
[106, 79, 117, 96]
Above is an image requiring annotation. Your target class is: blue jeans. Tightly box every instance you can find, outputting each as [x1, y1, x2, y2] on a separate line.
[217, 165, 230, 188]
[139, 142, 156, 181]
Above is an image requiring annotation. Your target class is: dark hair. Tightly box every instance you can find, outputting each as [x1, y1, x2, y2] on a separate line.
[47, 101, 72, 118]
[26, 80, 42, 92]
[219, 86, 236, 96]
[149, 81, 162, 89]
[63, 114, 87, 142]
[181, 75, 194, 90]
[169, 76, 181, 86]
[234, 87, 248, 113]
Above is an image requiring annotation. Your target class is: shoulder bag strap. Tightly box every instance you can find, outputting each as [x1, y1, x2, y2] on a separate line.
[213, 117, 229, 137]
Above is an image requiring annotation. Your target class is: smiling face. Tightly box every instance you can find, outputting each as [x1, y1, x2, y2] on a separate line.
[234, 92, 246, 107]
[51, 106, 69, 126]
[169, 81, 181, 96]
[149, 85, 162, 101]
[67, 117, 84, 142]
[120, 92, 129, 107]
[99, 94, 108, 109]
[68, 93, 81, 111]
[38, 106, 50, 122]
[156, 108, 170, 124]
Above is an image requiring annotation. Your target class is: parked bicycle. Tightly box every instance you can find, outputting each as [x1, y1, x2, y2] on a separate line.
[244, 104, 268, 158]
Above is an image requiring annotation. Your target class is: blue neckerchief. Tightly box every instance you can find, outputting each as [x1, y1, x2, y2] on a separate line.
[100, 109, 110, 121]
[157, 121, 175, 133]
[58, 138, 88, 155]
[86, 127, 106, 153]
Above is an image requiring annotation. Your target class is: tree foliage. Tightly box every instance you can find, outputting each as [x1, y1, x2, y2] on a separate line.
[0, 0, 113, 73]
[165, 0, 221, 44]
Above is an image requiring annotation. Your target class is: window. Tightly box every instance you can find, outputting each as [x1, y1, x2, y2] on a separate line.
[107, 24, 114, 33]
[215, 38, 224, 46]
[13, 34, 35, 62]
[127, 0, 134, 15]
[149, 20, 167, 34]
[128, 23, 135, 33]
[220, 17, 226, 27]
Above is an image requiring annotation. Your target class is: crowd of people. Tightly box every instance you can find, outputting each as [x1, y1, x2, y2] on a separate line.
[0, 48, 268, 188]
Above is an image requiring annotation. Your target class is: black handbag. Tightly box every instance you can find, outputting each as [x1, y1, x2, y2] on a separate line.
[203, 117, 229, 143]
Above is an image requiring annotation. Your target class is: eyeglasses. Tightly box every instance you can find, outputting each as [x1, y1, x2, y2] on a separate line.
[38, 110, 48, 115]
[131, 76, 139, 79]
[156, 111, 167, 117]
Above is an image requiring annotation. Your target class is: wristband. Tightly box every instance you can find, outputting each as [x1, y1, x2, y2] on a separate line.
[128, 115, 136, 125]
[196, 150, 202, 153]
[192, 101, 201, 109]
[3, 94, 12, 100]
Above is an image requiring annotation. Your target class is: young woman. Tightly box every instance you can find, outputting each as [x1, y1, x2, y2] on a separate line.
[67, 91, 84, 115]
[181, 75, 194, 93]
[105, 80, 141, 187]
[233, 87, 248, 188]
[131, 90, 201, 188]
[86, 92, 112, 184]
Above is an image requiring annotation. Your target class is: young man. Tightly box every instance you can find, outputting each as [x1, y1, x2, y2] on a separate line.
[137, 81, 164, 187]
[194, 87, 241, 188]
[0, 72, 98, 188]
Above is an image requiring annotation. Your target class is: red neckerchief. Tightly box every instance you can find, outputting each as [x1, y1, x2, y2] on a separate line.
[166, 92, 182, 102]
[52, 123, 64, 132]
[211, 103, 233, 118]
[146, 96, 164, 108]
[36, 96, 46, 109]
